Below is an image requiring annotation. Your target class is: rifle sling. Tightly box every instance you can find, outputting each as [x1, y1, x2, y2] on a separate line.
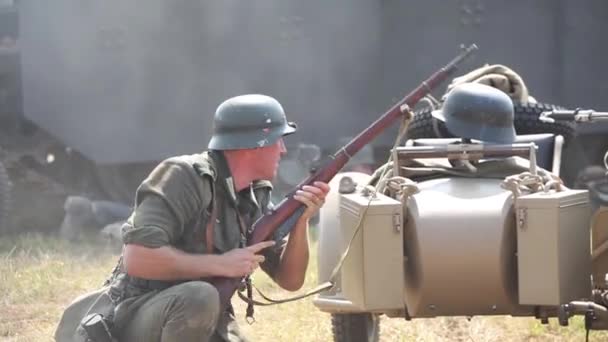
[205, 204, 218, 253]
[237, 180, 379, 307]
[237, 281, 334, 306]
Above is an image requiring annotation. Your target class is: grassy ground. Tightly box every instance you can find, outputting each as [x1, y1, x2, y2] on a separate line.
[1, 234, 607, 342]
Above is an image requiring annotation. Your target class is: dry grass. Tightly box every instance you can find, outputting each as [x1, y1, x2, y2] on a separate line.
[1, 234, 607, 342]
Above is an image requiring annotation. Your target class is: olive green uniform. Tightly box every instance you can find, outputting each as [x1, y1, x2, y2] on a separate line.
[55, 151, 284, 342]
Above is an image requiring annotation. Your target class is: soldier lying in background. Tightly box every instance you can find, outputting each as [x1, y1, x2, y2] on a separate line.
[59, 196, 131, 244]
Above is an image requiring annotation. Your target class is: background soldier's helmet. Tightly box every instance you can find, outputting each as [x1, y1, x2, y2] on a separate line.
[208, 94, 297, 150]
[432, 83, 516, 143]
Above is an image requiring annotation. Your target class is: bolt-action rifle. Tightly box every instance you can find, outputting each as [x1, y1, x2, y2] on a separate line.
[210, 44, 478, 311]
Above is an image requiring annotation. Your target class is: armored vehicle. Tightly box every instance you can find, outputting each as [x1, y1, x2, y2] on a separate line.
[1, 1, 608, 234]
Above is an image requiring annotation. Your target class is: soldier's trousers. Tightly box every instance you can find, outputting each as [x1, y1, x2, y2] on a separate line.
[119, 281, 220, 342]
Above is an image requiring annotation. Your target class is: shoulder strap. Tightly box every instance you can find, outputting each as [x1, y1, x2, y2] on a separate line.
[205, 204, 217, 253]
[195, 155, 218, 254]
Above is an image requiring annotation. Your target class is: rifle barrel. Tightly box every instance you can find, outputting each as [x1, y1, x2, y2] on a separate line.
[212, 44, 478, 312]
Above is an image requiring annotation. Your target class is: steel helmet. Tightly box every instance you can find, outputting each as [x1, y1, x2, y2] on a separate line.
[432, 83, 516, 143]
[208, 94, 297, 150]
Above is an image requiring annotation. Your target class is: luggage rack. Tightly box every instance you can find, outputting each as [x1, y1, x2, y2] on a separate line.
[392, 142, 539, 175]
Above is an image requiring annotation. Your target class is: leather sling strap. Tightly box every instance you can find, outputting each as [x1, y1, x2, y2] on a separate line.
[205, 204, 218, 253]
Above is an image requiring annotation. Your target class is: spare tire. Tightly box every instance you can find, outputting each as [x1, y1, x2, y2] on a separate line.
[407, 102, 577, 143]
[0, 159, 12, 233]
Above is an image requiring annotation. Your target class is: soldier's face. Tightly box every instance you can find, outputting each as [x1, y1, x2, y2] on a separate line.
[254, 138, 287, 180]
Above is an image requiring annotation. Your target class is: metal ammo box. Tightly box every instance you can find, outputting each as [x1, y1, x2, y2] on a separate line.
[515, 189, 591, 305]
[339, 191, 404, 311]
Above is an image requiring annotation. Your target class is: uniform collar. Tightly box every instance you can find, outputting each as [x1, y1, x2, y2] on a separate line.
[209, 150, 266, 213]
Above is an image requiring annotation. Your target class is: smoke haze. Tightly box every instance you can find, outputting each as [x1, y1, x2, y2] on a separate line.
[19, 0, 382, 163]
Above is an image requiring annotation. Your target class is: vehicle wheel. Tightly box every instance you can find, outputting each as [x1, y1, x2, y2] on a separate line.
[407, 102, 576, 143]
[332, 313, 380, 342]
[406, 105, 452, 140]
[0, 159, 12, 233]
[512, 102, 576, 142]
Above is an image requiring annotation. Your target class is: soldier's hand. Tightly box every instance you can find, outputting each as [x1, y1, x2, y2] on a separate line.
[220, 241, 275, 277]
[293, 181, 330, 221]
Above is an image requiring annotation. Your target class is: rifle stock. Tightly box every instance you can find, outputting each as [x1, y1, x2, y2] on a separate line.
[211, 44, 478, 311]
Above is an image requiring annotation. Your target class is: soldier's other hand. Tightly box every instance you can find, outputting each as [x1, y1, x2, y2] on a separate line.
[220, 241, 275, 277]
[293, 181, 330, 221]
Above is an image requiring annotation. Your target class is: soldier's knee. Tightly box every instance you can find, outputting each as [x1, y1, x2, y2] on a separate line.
[178, 281, 220, 317]
[158, 281, 220, 339]
[174, 281, 220, 334]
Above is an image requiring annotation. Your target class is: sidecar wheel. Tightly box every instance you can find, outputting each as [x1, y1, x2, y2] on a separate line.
[331, 313, 380, 342]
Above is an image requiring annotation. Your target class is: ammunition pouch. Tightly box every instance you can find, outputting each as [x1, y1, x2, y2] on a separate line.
[54, 286, 117, 342]
[55, 273, 182, 342]
[79, 313, 116, 342]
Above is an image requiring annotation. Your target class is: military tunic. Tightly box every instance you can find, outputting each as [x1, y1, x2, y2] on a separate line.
[110, 151, 284, 341]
